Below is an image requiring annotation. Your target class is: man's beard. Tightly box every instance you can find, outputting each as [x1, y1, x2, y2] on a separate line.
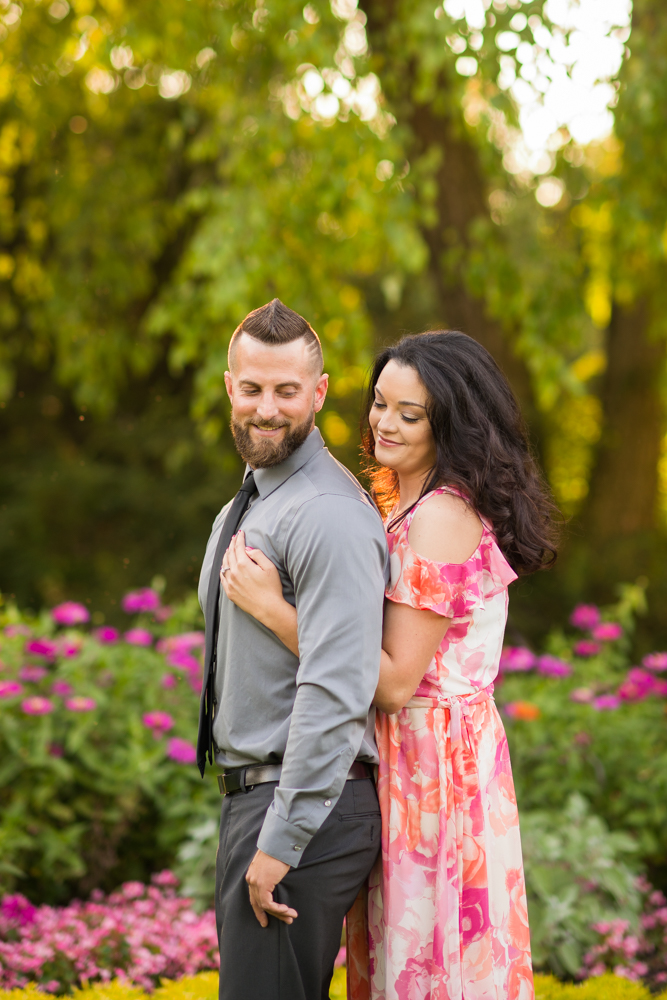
[231, 411, 314, 468]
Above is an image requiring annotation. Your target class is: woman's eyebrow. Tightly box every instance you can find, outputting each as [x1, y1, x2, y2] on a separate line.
[398, 400, 426, 408]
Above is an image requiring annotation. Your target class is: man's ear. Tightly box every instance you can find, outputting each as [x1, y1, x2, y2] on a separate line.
[314, 374, 328, 413]
[224, 372, 233, 400]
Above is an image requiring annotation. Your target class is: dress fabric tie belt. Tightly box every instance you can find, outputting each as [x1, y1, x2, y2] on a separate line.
[402, 687, 495, 999]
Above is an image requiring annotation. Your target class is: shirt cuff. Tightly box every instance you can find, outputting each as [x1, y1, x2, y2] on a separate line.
[257, 805, 313, 868]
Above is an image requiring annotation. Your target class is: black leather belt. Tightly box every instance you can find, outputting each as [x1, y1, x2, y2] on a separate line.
[217, 760, 370, 796]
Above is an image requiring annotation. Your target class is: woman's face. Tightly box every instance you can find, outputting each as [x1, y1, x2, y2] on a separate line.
[369, 360, 436, 479]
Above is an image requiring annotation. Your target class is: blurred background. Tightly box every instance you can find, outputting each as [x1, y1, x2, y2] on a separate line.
[1, 0, 665, 649]
[5, 3, 667, 990]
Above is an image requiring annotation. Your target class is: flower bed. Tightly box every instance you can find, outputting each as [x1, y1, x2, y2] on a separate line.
[0, 874, 217, 993]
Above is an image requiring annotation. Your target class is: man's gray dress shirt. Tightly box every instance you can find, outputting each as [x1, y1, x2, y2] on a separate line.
[198, 428, 388, 867]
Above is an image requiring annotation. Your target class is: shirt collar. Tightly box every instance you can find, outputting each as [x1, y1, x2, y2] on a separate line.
[248, 427, 325, 500]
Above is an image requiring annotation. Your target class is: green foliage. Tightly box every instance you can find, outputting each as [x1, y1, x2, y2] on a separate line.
[0, 596, 219, 903]
[521, 794, 641, 978]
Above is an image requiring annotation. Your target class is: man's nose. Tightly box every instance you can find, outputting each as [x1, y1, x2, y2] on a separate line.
[255, 392, 280, 421]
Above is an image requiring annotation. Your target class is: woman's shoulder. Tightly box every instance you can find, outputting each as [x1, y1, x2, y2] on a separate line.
[407, 489, 484, 566]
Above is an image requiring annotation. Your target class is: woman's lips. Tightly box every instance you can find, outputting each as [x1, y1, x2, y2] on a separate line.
[377, 435, 402, 448]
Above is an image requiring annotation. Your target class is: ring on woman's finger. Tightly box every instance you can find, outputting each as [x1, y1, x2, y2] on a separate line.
[221, 567, 231, 576]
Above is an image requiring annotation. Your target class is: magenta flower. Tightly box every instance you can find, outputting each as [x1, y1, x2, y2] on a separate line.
[154, 606, 174, 622]
[124, 628, 153, 647]
[65, 696, 97, 712]
[592, 622, 623, 641]
[167, 738, 197, 764]
[122, 588, 161, 614]
[536, 655, 572, 678]
[618, 668, 655, 703]
[152, 869, 180, 887]
[58, 638, 82, 658]
[93, 626, 119, 644]
[499, 646, 536, 672]
[142, 711, 174, 733]
[48, 743, 64, 757]
[51, 602, 89, 626]
[574, 640, 601, 657]
[570, 687, 594, 703]
[25, 638, 58, 660]
[52, 680, 73, 696]
[21, 696, 54, 715]
[0, 894, 37, 927]
[18, 666, 47, 682]
[570, 604, 601, 630]
[592, 694, 621, 711]
[0, 680, 23, 698]
[643, 652, 667, 672]
[162, 674, 177, 689]
[166, 650, 201, 673]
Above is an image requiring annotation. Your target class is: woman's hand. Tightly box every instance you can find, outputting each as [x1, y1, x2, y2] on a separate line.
[221, 532, 299, 656]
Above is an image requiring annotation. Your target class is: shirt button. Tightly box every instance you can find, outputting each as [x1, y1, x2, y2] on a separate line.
[293, 845, 301, 852]
[324, 800, 332, 807]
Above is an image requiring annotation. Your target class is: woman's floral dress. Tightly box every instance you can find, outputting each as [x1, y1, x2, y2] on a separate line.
[347, 488, 534, 1000]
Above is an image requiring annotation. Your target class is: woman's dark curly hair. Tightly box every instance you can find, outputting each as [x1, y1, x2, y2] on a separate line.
[361, 330, 559, 575]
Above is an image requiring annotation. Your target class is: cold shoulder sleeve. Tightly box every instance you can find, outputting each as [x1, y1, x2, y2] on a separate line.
[386, 529, 517, 621]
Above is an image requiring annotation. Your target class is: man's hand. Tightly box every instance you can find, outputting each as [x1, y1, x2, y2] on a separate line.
[245, 849, 297, 927]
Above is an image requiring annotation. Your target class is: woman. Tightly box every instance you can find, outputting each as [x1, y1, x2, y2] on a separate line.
[221, 331, 557, 1000]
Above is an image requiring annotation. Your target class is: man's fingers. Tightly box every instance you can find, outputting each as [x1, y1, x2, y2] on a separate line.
[249, 896, 269, 928]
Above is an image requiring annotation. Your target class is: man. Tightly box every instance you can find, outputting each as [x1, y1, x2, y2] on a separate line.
[197, 299, 388, 1000]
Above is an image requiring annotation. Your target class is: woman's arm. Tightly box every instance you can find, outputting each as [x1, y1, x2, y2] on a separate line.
[220, 532, 299, 656]
[373, 601, 450, 714]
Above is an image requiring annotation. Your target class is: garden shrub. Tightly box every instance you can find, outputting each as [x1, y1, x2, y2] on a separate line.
[0, 590, 219, 903]
[520, 794, 641, 977]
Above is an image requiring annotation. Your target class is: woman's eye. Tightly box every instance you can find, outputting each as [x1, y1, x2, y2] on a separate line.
[401, 414, 419, 424]
[373, 399, 386, 409]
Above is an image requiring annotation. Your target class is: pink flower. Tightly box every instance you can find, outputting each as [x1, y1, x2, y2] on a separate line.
[4, 624, 32, 637]
[122, 588, 161, 614]
[334, 945, 346, 968]
[166, 737, 196, 764]
[52, 680, 73, 696]
[151, 870, 179, 887]
[21, 696, 54, 715]
[0, 680, 23, 698]
[592, 622, 623, 641]
[499, 646, 536, 672]
[570, 604, 601, 630]
[592, 694, 621, 711]
[48, 743, 64, 757]
[162, 674, 177, 689]
[120, 880, 146, 899]
[1, 894, 37, 927]
[18, 666, 47, 682]
[166, 650, 201, 673]
[574, 640, 601, 657]
[618, 668, 656, 702]
[58, 637, 82, 658]
[65, 696, 97, 712]
[570, 687, 594, 703]
[642, 652, 667, 672]
[157, 632, 205, 655]
[93, 626, 119, 644]
[25, 639, 58, 660]
[154, 606, 173, 622]
[51, 602, 89, 626]
[143, 711, 174, 733]
[124, 629, 153, 647]
[537, 655, 572, 678]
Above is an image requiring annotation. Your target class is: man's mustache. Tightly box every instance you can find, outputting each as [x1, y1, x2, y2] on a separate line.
[245, 419, 290, 430]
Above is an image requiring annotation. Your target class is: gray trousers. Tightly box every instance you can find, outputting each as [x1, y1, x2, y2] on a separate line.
[215, 776, 380, 1000]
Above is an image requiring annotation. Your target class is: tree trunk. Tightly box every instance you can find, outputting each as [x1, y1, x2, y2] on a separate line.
[362, 0, 537, 427]
[582, 299, 664, 542]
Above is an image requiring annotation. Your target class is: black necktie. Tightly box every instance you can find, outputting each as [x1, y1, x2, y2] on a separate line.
[197, 472, 257, 775]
